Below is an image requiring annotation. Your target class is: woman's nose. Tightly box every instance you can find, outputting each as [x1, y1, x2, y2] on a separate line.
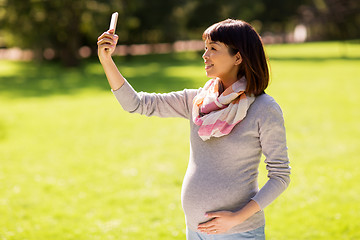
[202, 50, 209, 60]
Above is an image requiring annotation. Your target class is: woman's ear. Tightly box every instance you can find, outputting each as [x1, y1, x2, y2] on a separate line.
[234, 52, 242, 65]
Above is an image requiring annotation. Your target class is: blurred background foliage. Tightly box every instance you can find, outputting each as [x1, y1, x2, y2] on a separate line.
[0, 0, 359, 66]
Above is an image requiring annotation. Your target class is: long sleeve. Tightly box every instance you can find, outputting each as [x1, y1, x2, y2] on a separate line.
[251, 99, 291, 210]
[112, 79, 198, 119]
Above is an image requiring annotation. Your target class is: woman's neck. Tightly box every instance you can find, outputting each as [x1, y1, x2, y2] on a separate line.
[218, 77, 238, 89]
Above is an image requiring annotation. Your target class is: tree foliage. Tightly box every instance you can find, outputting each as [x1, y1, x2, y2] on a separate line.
[0, 0, 358, 66]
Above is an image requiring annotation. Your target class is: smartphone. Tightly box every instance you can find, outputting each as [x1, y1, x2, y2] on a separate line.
[109, 12, 118, 33]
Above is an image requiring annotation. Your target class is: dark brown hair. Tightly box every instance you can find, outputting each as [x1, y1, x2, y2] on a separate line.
[202, 19, 269, 96]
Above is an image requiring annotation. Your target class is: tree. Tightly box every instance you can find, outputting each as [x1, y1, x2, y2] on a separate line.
[298, 0, 360, 41]
[1, 0, 357, 66]
[0, 0, 119, 66]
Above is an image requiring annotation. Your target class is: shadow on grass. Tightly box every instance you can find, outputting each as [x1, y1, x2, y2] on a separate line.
[3, 50, 358, 99]
[0, 52, 205, 98]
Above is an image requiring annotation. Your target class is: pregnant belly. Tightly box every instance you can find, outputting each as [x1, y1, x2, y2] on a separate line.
[181, 168, 258, 228]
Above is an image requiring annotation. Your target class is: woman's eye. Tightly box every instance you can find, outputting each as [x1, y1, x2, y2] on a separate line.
[204, 46, 216, 51]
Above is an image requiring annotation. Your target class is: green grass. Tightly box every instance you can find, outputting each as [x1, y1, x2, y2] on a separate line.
[0, 41, 359, 239]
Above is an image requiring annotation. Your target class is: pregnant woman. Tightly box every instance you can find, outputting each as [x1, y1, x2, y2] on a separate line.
[97, 18, 291, 240]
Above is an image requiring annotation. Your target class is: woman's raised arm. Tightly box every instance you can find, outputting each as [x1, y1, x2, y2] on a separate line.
[97, 29, 125, 91]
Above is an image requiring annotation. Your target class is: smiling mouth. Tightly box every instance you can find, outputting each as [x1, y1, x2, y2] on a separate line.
[205, 64, 214, 70]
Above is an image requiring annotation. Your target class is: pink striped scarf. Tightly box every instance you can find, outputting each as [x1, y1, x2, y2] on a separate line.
[192, 77, 255, 141]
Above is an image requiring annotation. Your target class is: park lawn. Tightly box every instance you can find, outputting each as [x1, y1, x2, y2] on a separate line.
[0, 41, 359, 239]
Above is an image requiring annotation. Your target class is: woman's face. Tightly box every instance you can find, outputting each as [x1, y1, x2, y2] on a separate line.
[202, 38, 241, 84]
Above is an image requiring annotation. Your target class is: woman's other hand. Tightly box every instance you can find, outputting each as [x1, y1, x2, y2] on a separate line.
[197, 200, 261, 234]
[197, 211, 240, 234]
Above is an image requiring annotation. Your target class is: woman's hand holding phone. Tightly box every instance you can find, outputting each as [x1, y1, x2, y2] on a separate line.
[97, 12, 126, 91]
[97, 12, 119, 61]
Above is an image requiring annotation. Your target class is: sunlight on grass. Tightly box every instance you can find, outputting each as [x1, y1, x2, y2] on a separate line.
[0, 42, 359, 239]
[263, 41, 360, 240]
[266, 40, 360, 59]
[0, 61, 21, 76]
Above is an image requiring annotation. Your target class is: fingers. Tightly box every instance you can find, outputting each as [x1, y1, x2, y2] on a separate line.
[97, 31, 119, 55]
[97, 31, 116, 40]
[197, 218, 218, 234]
[205, 212, 223, 218]
[97, 30, 118, 45]
[198, 224, 221, 235]
[97, 37, 115, 48]
[198, 218, 217, 228]
[97, 30, 119, 60]
[197, 211, 235, 235]
[199, 228, 219, 235]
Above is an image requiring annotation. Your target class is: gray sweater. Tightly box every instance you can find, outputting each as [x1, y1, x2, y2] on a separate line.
[113, 80, 291, 234]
